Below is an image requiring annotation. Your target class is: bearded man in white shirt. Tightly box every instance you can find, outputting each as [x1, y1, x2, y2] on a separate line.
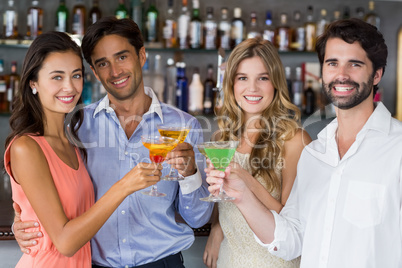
[206, 18, 402, 268]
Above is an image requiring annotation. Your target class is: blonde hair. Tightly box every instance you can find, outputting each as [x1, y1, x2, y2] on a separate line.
[215, 37, 300, 194]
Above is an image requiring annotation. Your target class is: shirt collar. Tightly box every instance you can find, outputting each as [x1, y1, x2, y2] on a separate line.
[316, 101, 391, 142]
[92, 86, 164, 122]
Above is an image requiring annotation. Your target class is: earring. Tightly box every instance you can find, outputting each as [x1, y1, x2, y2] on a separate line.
[32, 88, 37, 95]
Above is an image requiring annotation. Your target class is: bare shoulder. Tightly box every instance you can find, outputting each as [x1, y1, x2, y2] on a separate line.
[10, 136, 42, 157]
[285, 128, 312, 150]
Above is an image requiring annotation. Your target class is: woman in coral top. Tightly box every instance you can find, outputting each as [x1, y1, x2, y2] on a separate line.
[3, 31, 162, 267]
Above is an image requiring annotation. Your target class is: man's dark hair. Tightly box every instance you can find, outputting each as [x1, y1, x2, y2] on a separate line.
[81, 16, 144, 67]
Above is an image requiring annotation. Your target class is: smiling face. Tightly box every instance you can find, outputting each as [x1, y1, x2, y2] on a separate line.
[233, 56, 275, 120]
[322, 37, 382, 110]
[31, 51, 83, 116]
[90, 34, 146, 102]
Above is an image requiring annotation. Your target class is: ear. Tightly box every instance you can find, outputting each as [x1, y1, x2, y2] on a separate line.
[373, 68, 383, 86]
[90, 65, 100, 82]
[29, 81, 37, 90]
[139, 47, 146, 68]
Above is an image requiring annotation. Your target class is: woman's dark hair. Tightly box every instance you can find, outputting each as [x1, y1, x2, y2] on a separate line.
[81, 16, 144, 67]
[315, 18, 388, 95]
[4, 31, 86, 162]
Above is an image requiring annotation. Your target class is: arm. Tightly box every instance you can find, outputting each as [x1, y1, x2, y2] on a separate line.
[174, 119, 214, 228]
[10, 136, 162, 257]
[203, 204, 223, 268]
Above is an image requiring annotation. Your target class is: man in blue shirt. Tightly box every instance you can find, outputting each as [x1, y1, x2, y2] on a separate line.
[12, 16, 213, 267]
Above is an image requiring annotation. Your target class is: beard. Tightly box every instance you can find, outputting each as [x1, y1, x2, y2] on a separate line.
[322, 76, 374, 110]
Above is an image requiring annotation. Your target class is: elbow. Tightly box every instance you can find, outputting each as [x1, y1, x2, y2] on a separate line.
[54, 242, 78, 258]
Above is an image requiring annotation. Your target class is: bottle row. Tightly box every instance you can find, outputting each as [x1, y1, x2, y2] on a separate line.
[0, 59, 19, 113]
[2, 0, 381, 52]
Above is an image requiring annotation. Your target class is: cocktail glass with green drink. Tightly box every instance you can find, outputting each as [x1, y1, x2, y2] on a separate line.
[198, 141, 239, 202]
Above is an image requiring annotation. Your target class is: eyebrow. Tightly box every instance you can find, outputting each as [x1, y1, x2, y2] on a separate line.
[325, 58, 365, 65]
[49, 68, 82, 74]
[93, 50, 130, 66]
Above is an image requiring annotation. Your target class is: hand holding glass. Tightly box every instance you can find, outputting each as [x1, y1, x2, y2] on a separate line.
[141, 135, 179, 197]
[157, 124, 191, 181]
[198, 141, 239, 202]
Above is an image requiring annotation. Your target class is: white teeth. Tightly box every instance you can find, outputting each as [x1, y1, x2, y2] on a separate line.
[244, 96, 262, 101]
[334, 86, 354, 92]
[58, 96, 73, 101]
[113, 77, 128, 85]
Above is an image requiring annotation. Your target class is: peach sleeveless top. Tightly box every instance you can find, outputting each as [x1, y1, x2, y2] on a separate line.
[4, 135, 95, 268]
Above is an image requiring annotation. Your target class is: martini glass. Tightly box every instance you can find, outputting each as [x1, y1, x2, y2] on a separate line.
[157, 124, 191, 181]
[141, 135, 179, 197]
[198, 141, 239, 202]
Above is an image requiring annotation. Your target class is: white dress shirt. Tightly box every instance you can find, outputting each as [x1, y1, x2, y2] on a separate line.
[255, 102, 402, 268]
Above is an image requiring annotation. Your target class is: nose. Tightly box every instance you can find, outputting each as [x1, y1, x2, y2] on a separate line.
[335, 64, 351, 82]
[110, 62, 123, 77]
[248, 79, 258, 92]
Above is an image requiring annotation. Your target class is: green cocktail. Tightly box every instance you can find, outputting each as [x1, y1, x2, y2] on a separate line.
[204, 147, 237, 171]
[198, 141, 239, 202]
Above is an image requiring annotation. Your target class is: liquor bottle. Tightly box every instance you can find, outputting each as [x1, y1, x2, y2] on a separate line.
[163, 0, 177, 48]
[262, 10, 275, 44]
[0, 60, 9, 113]
[275, 13, 290, 52]
[89, 0, 102, 25]
[304, 80, 316, 116]
[26, 0, 43, 40]
[142, 52, 152, 87]
[153, 54, 165, 101]
[176, 62, 189, 112]
[218, 7, 231, 50]
[230, 7, 245, 49]
[72, 0, 86, 36]
[342, 6, 351, 19]
[3, 0, 18, 39]
[177, 0, 190, 49]
[292, 66, 303, 112]
[304, 6, 316, 52]
[164, 58, 177, 106]
[316, 9, 329, 37]
[188, 68, 204, 115]
[364, 1, 380, 30]
[145, 0, 159, 42]
[131, 0, 143, 31]
[55, 0, 69, 32]
[247, 11, 261, 39]
[291, 10, 305, 51]
[203, 7, 217, 50]
[284, 66, 292, 102]
[203, 64, 216, 115]
[115, 0, 129, 19]
[355, 7, 365, 20]
[332, 10, 341, 22]
[7, 61, 19, 112]
[82, 73, 93, 106]
[190, 0, 203, 49]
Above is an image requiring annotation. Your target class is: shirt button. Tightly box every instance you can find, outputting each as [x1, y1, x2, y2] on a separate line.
[124, 151, 128, 155]
[122, 239, 126, 243]
[125, 266, 129, 268]
[185, 206, 190, 209]
[121, 210, 126, 215]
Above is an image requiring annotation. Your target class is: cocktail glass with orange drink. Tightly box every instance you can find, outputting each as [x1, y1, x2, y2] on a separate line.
[157, 124, 191, 181]
[141, 135, 179, 197]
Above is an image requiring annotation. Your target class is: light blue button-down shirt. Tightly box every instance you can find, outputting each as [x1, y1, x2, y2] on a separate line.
[77, 87, 213, 267]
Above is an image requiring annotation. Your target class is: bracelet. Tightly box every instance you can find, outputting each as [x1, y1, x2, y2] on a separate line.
[11, 222, 15, 234]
